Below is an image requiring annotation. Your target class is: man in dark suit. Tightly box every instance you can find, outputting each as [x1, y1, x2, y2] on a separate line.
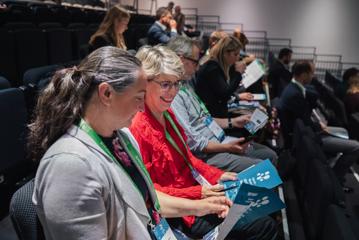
[147, 7, 177, 45]
[268, 48, 293, 99]
[280, 60, 359, 191]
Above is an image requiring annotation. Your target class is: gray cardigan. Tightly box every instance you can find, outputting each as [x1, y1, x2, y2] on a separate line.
[33, 126, 155, 240]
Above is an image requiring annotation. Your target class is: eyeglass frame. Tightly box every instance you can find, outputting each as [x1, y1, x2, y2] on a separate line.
[182, 55, 200, 66]
[150, 79, 183, 91]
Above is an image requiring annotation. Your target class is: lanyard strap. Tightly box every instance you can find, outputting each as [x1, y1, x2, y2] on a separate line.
[78, 119, 161, 212]
[180, 86, 209, 115]
[163, 111, 195, 172]
[118, 131, 161, 212]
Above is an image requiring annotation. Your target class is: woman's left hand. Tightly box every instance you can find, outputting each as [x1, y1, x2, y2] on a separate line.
[238, 92, 254, 101]
[219, 172, 237, 182]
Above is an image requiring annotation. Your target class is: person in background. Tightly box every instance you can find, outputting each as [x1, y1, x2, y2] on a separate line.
[199, 30, 228, 65]
[147, 7, 177, 45]
[195, 36, 251, 121]
[279, 60, 359, 191]
[173, 5, 185, 34]
[344, 75, 359, 115]
[0, 1, 8, 11]
[29, 47, 232, 240]
[130, 45, 278, 239]
[166, 1, 174, 14]
[337, 67, 359, 100]
[168, 36, 277, 171]
[267, 48, 293, 99]
[89, 5, 130, 52]
[233, 28, 256, 64]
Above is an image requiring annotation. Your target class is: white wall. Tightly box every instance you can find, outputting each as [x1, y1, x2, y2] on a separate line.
[121, 0, 359, 63]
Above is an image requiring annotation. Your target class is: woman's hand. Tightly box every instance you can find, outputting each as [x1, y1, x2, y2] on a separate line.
[195, 196, 232, 218]
[235, 61, 246, 74]
[201, 184, 225, 198]
[219, 172, 237, 182]
[238, 92, 254, 101]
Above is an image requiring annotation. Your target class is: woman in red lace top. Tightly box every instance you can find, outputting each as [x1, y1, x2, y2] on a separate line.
[130, 45, 277, 239]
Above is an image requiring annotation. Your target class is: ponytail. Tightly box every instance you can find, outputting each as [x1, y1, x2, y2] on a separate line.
[27, 67, 95, 161]
[28, 46, 142, 161]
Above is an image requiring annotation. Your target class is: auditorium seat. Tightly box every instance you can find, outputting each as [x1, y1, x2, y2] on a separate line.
[5, 3, 33, 22]
[13, 29, 48, 85]
[349, 113, 359, 140]
[29, 4, 54, 24]
[0, 76, 11, 89]
[23, 64, 61, 87]
[321, 204, 358, 240]
[0, 28, 17, 86]
[10, 179, 45, 240]
[0, 88, 34, 217]
[44, 28, 73, 64]
[301, 137, 345, 240]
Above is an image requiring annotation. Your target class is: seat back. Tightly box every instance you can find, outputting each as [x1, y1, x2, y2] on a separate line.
[0, 76, 11, 89]
[321, 204, 358, 240]
[9, 179, 45, 240]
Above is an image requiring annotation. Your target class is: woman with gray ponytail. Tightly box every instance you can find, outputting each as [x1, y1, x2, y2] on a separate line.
[30, 46, 231, 240]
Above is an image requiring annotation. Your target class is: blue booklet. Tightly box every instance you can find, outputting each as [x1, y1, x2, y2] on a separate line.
[222, 159, 282, 201]
[203, 184, 285, 240]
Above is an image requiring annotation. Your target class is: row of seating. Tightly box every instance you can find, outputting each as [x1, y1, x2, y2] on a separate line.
[0, 2, 106, 26]
[281, 119, 358, 239]
[0, 25, 95, 86]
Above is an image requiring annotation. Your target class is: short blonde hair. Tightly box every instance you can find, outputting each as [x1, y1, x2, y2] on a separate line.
[136, 45, 184, 79]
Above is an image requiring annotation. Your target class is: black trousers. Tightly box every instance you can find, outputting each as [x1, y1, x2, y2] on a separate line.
[167, 214, 278, 240]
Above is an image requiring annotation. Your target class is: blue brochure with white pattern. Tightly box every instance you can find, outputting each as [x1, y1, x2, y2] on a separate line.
[222, 159, 282, 201]
[203, 184, 285, 240]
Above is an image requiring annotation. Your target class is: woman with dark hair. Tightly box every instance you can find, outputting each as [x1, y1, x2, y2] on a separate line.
[344, 75, 359, 114]
[89, 5, 130, 51]
[29, 46, 231, 240]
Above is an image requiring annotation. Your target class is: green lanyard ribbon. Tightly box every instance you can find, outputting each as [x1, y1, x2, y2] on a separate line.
[180, 86, 209, 115]
[163, 111, 195, 172]
[78, 119, 161, 212]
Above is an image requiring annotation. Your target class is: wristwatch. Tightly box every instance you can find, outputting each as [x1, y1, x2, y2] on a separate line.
[228, 117, 233, 129]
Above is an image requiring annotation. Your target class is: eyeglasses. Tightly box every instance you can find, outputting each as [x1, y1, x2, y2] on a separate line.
[151, 79, 183, 91]
[183, 56, 199, 66]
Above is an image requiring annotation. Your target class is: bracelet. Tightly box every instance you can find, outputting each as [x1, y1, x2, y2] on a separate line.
[228, 117, 233, 129]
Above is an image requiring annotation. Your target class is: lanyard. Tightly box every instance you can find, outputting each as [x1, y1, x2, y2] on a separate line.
[163, 111, 195, 172]
[180, 86, 209, 115]
[78, 119, 161, 212]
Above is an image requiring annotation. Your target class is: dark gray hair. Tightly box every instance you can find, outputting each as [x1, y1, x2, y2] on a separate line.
[167, 36, 196, 58]
[28, 47, 142, 160]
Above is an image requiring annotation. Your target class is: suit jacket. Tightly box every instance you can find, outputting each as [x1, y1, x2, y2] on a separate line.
[268, 59, 292, 98]
[195, 60, 242, 118]
[33, 126, 154, 240]
[147, 21, 177, 45]
[279, 82, 321, 146]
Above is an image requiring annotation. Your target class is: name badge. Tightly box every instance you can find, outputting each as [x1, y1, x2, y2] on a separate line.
[152, 218, 177, 240]
[204, 116, 225, 142]
[191, 169, 212, 187]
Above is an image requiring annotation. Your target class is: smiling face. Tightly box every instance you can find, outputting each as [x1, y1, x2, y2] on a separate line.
[145, 74, 180, 114]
